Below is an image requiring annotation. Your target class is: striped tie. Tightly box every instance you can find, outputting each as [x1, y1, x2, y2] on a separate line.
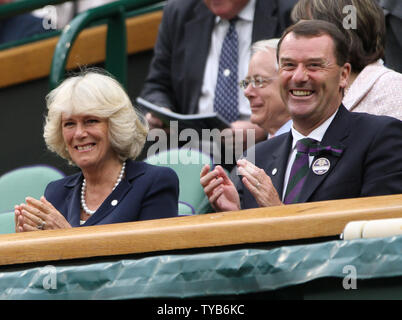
[283, 138, 317, 204]
[213, 18, 239, 123]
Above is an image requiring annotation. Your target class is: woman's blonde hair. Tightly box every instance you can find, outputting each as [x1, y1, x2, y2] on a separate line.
[43, 69, 149, 165]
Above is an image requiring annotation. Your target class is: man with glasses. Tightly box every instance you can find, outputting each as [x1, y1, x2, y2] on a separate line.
[201, 20, 402, 212]
[240, 39, 291, 139]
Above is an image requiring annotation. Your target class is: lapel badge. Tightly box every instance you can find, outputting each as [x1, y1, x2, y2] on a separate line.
[312, 158, 330, 175]
[111, 199, 118, 206]
[271, 168, 278, 176]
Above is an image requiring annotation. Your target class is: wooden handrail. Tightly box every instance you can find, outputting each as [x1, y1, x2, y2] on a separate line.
[0, 194, 401, 266]
[0, 10, 162, 89]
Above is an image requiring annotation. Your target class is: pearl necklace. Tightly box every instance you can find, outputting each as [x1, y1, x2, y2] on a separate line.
[80, 161, 126, 215]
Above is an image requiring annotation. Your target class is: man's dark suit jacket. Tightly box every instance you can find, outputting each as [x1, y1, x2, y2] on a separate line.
[44, 161, 179, 227]
[0, 13, 50, 45]
[238, 106, 402, 209]
[140, 0, 297, 115]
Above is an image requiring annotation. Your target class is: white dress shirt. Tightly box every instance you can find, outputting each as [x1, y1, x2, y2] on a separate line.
[282, 109, 339, 200]
[198, 0, 255, 120]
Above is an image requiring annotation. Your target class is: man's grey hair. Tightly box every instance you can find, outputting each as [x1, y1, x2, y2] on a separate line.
[250, 38, 280, 70]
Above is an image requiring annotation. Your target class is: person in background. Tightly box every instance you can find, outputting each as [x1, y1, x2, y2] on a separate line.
[379, 0, 402, 73]
[53, 0, 116, 29]
[141, 0, 297, 147]
[227, 38, 292, 184]
[241, 39, 292, 138]
[200, 20, 402, 212]
[0, 0, 51, 45]
[15, 70, 179, 232]
[291, 0, 402, 120]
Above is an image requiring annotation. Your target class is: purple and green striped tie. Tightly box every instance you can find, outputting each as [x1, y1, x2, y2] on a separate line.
[283, 138, 318, 204]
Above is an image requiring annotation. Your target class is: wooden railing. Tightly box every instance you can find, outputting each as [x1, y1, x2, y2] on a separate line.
[0, 194, 401, 266]
[0, 10, 162, 88]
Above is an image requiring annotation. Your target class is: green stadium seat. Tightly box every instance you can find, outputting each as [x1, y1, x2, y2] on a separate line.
[145, 149, 214, 215]
[0, 211, 14, 235]
[0, 165, 64, 214]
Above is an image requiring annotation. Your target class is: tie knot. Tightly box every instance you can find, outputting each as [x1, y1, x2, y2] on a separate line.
[296, 138, 318, 154]
[228, 17, 238, 30]
[229, 17, 238, 24]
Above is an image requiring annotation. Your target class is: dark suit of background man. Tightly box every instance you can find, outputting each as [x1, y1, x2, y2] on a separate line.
[140, 0, 297, 139]
[200, 20, 402, 213]
[379, 0, 402, 73]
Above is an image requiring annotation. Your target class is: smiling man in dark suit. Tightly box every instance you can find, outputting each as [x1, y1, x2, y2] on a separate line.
[140, 0, 297, 144]
[200, 20, 402, 212]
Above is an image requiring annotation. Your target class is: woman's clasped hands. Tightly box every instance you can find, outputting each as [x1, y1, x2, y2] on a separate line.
[14, 196, 71, 232]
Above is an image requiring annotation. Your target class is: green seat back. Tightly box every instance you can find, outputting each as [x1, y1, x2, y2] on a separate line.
[0, 211, 15, 235]
[145, 149, 213, 214]
[0, 165, 65, 213]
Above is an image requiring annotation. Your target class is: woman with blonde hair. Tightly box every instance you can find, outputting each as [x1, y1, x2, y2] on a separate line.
[15, 70, 179, 231]
[291, 0, 402, 120]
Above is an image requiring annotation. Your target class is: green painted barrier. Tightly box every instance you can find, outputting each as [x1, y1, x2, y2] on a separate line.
[49, 0, 164, 90]
[0, 0, 165, 84]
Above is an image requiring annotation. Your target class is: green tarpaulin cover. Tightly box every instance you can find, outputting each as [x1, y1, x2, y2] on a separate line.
[0, 235, 401, 299]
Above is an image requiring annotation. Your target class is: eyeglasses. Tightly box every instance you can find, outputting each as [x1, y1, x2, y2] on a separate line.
[239, 76, 276, 89]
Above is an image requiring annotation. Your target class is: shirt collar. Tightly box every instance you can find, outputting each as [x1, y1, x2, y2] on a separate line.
[268, 119, 293, 139]
[290, 109, 339, 149]
[215, 0, 255, 24]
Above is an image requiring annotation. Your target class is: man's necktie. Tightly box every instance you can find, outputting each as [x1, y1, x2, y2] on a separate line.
[213, 19, 239, 123]
[283, 138, 318, 204]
